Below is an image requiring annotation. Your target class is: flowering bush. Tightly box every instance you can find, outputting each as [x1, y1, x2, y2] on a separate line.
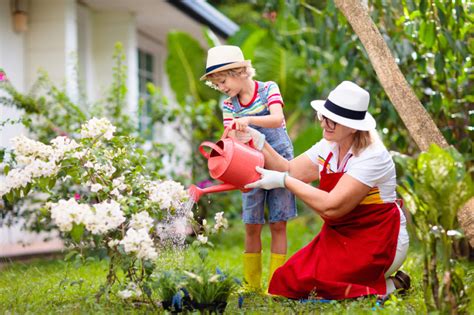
[0, 46, 233, 308]
[0, 116, 229, 305]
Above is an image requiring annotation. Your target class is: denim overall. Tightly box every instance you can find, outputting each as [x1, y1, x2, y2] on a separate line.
[230, 81, 297, 224]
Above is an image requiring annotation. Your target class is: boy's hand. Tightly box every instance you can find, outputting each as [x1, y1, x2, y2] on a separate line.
[245, 167, 287, 190]
[233, 117, 251, 131]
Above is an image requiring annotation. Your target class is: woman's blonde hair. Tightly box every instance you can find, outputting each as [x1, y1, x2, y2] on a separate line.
[352, 129, 379, 156]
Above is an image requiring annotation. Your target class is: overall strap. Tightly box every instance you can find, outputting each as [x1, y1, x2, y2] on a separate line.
[256, 81, 267, 105]
[230, 95, 242, 113]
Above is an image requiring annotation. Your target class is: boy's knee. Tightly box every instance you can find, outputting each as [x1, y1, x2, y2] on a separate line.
[246, 224, 263, 236]
[269, 221, 287, 234]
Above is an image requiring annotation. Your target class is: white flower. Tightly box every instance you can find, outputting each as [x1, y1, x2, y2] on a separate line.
[213, 212, 228, 231]
[110, 188, 121, 198]
[197, 234, 208, 244]
[90, 183, 103, 193]
[84, 161, 94, 168]
[50, 136, 79, 161]
[108, 239, 120, 247]
[183, 271, 203, 284]
[129, 211, 154, 231]
[80, 117, 116, 140]
[447, 230, 463, 238]
[85, 200, 125, 234]
[118, 289, 133, 299]
[148, 180, 188, 211]
[112, 176, 127, 191]
[120, 228, 158, 261]
[50, 198, 92, 232]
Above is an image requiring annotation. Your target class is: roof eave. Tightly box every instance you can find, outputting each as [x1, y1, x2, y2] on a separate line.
[168, 0, 239, 38]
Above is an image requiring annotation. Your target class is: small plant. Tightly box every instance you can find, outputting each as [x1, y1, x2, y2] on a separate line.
[396, 144, 473, 313]
[150, 212, 237, 313]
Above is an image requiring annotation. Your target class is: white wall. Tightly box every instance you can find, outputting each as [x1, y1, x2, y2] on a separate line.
[136, 32, 190, 177]
[25, 0, 78, 100]
[77, 3, 93, 102]
[0, 0, 27, 148]
[91, 10, 138, 117]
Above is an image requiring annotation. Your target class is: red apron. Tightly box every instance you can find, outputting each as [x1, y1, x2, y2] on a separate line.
[268, 152, 400, 300]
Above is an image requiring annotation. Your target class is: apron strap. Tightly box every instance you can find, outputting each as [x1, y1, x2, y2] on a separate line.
[323, 152, 333, 174]
[338, 153, 353, 172]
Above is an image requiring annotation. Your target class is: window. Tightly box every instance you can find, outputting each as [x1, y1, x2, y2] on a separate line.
[138, 49, 155, 138]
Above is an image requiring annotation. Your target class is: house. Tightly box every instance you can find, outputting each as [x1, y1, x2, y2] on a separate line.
[0, 0, 238, 258]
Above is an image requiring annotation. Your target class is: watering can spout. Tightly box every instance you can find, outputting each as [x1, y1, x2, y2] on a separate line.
[188, 183, 243, 202]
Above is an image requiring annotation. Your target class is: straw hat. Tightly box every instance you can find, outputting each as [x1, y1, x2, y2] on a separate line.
[310, 81, 376, 131]
[200, 45, 251, 81]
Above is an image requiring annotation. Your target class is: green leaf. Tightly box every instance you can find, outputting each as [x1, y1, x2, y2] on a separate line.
[253, 43, 307, 106]
[202, 28, 221, 48]
[424, 21, 436, 48]
[70, 224, 85, 243]
[166, 31, 214, 104]
[3, 164, 9, 175]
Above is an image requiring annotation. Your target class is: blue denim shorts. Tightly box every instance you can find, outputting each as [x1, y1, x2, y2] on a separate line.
[242, 186, 297, 224]
[242, 139, 297, 224]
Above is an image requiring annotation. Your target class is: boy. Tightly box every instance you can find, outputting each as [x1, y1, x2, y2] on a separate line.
[200, 45, 296, 290]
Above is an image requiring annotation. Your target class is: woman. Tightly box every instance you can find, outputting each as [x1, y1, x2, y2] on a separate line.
[244, 81, 410, 300]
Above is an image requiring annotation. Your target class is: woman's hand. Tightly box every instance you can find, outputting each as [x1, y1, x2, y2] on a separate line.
[233, 117, 251, 131]
[245, 166, 287, 190]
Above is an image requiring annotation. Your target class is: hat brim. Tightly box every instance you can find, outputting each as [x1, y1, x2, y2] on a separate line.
[310, 100, 376, 131]
[200, 60, 251, 81]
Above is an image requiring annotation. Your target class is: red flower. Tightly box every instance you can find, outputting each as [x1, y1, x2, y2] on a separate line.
[0, 69, 7, 82]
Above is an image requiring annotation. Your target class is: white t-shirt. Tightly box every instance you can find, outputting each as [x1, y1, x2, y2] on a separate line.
[305, 138, 397, 204]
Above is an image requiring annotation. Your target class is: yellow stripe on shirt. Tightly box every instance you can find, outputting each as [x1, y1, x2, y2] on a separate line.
[360, 187, 384, 204]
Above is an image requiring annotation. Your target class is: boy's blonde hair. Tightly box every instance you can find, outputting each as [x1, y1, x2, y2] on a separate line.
[205, 65, 256, 89]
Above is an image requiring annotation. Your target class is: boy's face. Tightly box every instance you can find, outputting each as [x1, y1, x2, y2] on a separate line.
[210, 74, 245, 97]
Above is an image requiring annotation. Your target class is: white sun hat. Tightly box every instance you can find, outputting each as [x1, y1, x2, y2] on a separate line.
[310, 81, 376, 131]
[200, 45, 251, 81]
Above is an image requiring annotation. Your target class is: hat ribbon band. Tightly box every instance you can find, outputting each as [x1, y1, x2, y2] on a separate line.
[205, 62, 236, 74]
[324, 100, 366, 120]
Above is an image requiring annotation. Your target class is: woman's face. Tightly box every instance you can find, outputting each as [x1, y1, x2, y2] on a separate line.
[318, 114, 356, 143]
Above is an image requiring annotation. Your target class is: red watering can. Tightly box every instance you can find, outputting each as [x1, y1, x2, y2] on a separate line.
[189, 125, 264, 202]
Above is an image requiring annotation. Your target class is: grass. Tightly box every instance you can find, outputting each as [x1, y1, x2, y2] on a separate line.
[0, 212, 472, 314]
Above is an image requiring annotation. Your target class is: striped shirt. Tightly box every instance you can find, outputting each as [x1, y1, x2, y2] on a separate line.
[222, 81, 285, 127]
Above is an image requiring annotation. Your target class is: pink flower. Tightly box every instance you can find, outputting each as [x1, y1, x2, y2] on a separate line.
[0, 70, 6, 82]
[74, 193, 81, 201]
[197, 179, 213, 189]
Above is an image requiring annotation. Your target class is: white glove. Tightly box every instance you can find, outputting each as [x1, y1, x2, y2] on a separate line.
[245, 166, 287, 190]
[246, 127, 265, 151]
[234, 130, 252, 144]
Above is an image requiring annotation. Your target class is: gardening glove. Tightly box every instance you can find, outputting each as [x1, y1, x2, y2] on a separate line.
[233, 130, 252, 144]
[233, 127, 265, 151]
[246, 127, 265, 151]
[245, 166, 287, 190]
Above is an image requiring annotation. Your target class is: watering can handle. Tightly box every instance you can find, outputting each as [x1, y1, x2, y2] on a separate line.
[221, 122, 257, 149]
[221, 122, 237, 139]
[199, 141, 224, 160]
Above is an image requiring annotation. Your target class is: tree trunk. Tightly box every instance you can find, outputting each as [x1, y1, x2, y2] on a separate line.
[334, 0, 474, 247]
